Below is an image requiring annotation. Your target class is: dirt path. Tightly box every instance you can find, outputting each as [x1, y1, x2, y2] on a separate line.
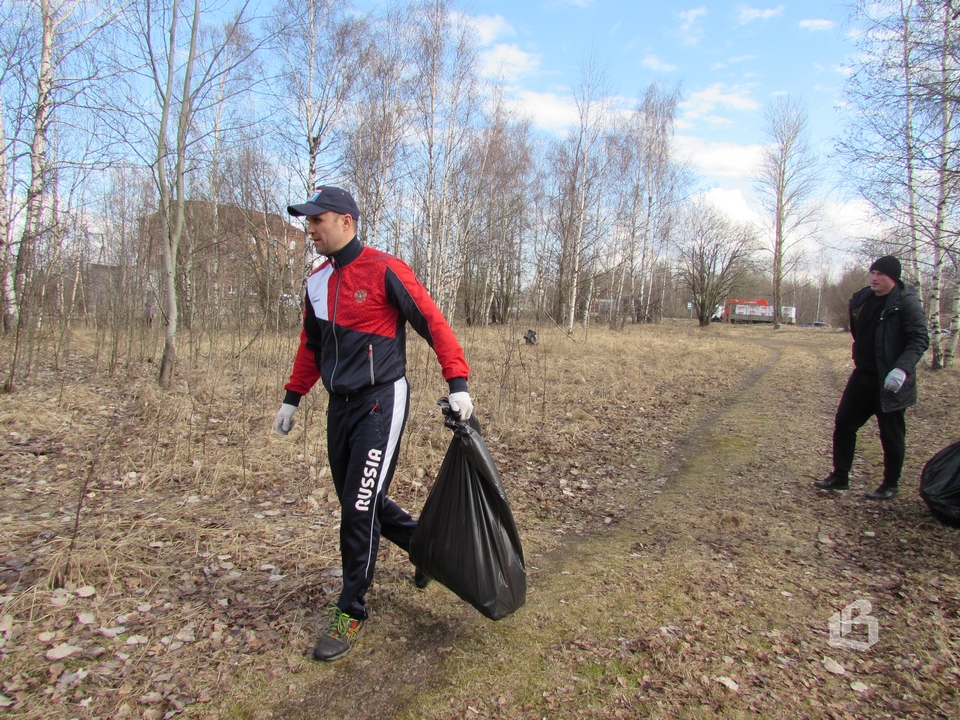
[242, 332, 959, 719]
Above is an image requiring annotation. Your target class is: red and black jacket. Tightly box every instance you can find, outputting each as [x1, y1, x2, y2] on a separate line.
[283, 237, 469, 404]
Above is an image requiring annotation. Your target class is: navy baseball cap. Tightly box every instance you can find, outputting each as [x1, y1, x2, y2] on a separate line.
[287, 186, 360, 219]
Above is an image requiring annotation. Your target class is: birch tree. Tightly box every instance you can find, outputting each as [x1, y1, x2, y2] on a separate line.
[1, 0, 119, 390]
[921, 0, 955, 368]
[269, 0, 367, 196]
[117, 0, 263, 386]
[840, 0, 960, 366]
[754, 96, 821, 328]
[0, 2, 32, 334]
[456, 105, 533, 325]
[344, 8, 411, 252]
[840, 1, 925, 288]
[607, 84, 684, 329]
[546, 58, 609, 335]
[408, 0, 480, 317]
[0, 93, 14, 334]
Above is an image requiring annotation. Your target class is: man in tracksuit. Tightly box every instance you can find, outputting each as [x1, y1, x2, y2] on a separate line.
[274, 186, 473, 661]
[815, 255, 929, 500]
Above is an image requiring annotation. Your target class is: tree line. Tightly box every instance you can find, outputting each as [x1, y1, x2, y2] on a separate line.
[1, 0, 958, 390]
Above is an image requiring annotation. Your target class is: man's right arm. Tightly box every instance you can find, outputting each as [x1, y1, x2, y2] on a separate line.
[283, 327, 321, 404]
[275, 298, 323, 434]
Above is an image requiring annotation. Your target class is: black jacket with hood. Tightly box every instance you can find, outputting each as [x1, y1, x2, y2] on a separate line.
[848, 281, 929, 412]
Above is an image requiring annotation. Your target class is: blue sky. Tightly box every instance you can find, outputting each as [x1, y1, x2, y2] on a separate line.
[464, 1, 864, 232]
[353, 1, 877, 258]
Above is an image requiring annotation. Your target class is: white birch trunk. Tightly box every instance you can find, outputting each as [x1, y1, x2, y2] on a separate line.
[942, 276, 959, 366]
[17, 0, 55, 319]
[158, 0, 201, 386]
[927, 3, 952, 370]
[0, 95, 15, 333]
[900, 1, 923, 297]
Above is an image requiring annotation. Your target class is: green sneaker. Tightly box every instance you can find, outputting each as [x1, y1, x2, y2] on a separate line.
[313, 606, 365, 661]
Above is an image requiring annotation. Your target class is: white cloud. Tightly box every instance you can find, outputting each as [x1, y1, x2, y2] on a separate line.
[467, 14, 515, 45]
[480, 44, 541, 81]
[737, 5, 784, 25]
[702, 115, 734, 127]
[674, 135, 764, 179]
[799, 19, 835, 32]
[697, 187, 763, 225]
[680, 6, 708, 25]
[642, 54, 678, 72]
[678, 7, 708, 45]
[504, 90, 580, 132]
[680, 83, 760, 124]
[819, 197, 882, 252]
[711, 54, 755, 71]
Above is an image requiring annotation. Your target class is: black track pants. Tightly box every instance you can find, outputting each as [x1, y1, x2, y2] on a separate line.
[327, 378, 416, 619]
[832, 370, 907, 485]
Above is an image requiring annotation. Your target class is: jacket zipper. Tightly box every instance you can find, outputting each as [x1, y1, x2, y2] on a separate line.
[368, 345, 375, 385]
[330, 259, 342, 392]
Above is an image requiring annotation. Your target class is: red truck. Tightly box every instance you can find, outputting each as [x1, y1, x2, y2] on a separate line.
[717, 299, 796, 324]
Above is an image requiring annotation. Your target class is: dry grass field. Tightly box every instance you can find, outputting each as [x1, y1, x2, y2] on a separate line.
[0, 320, 958, 719]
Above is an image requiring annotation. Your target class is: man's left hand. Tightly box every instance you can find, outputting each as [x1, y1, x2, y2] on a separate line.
[883, 368, 907, 392]
[448, 392, 474, 421]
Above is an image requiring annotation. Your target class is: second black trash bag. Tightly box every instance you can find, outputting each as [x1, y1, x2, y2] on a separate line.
[409, 399, 526, 620]
[920, 439, 960, 528]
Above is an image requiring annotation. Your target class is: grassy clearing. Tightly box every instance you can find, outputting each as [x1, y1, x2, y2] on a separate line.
[1, 322, 957, 719]
[260, 325, 959, 720]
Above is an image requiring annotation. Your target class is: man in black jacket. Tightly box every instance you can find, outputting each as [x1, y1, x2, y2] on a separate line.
[815, 256, 930, 500]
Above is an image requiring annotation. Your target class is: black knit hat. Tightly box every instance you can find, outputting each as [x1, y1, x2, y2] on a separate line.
[869, 255, 901, 282]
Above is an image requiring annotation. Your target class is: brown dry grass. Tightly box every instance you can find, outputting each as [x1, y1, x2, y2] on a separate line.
[0, 321, 958, 719]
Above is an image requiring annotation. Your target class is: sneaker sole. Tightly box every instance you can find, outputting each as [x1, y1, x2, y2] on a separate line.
[314, 624, 366, 662]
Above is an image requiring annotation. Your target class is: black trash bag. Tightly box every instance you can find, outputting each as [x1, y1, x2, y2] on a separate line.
[409, 399, 526, 620]
[920, 440, 960, 528]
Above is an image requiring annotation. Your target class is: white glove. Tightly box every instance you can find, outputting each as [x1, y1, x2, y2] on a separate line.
[883, 368, 907, 392]
[274, 403, 297, 434]
[448, 392, 473, 421]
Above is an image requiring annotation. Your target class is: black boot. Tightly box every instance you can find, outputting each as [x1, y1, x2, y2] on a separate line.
[414, 567, 431, 589]
[814, 471, 849, 490]
[866, 482, 899, 500]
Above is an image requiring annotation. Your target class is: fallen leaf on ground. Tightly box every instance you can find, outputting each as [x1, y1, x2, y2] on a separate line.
[822, 657, 846, 675]
[45, 644, 82, 660]
[714, 676, 739, 691]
